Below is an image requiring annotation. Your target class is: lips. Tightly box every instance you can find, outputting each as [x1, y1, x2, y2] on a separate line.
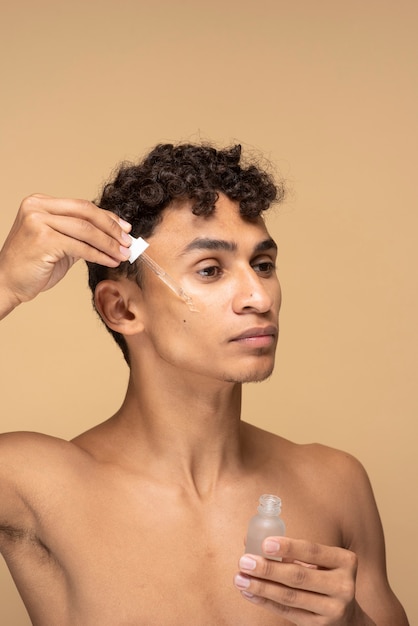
[230, 325, 278, 342]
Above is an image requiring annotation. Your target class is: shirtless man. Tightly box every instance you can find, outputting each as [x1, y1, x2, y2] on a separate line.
[0, 143, 408, 625]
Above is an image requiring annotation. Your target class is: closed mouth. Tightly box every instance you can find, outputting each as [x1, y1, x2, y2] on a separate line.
[230, 325, 278, 342]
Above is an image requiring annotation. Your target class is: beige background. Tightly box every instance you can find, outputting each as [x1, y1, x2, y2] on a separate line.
[1, 0, 417, 623]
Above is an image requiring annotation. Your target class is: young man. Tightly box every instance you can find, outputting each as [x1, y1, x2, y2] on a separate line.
[0, 143, 408, 625]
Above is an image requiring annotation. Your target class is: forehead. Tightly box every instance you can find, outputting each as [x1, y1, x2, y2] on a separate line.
[149, 195, 270, 252]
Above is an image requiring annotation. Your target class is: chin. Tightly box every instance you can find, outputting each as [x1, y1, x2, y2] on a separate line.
[223, 364, 275, 384]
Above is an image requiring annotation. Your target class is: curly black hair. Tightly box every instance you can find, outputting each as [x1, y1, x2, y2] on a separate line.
[87, 142, 285, 364]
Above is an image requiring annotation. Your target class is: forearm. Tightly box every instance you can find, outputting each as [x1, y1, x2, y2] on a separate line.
[0, 270, 21, 320]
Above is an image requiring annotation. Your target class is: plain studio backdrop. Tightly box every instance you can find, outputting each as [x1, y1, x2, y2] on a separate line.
[1, 1, 417, 623]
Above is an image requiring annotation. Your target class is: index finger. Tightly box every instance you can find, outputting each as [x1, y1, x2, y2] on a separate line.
[23, 195, 132, 237]
[262, 536, 357, 571]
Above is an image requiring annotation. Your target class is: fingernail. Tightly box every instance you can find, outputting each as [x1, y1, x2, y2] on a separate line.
[121, 231, 132, 244]
[118, 218, 132, 231]
[120, 245, 131, 258]
[264, 539, 280, 554]
[239, 555, 257, 571]
[234, 574, 251, 589]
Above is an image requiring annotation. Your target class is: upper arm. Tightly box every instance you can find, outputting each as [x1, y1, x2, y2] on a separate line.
[0, 433, 36, 550]
[0, 432, 68, 550]
[338, 453, 409, 624]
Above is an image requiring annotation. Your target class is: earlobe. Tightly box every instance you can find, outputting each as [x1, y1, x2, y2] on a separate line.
[94, 279, 144, 335]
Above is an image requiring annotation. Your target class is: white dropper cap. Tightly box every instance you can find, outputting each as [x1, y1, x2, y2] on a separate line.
[128, 235, 149, 264]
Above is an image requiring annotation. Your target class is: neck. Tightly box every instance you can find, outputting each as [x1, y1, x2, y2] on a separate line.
[112, 365, 245, 498]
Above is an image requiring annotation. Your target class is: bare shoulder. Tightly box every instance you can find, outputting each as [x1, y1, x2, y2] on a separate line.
[0, 430, 86, 467]
[241, 422, 376, 533]
[0, 431, 91, 532]
[0, 430, 97, 488]
[242, 421, 368, 481]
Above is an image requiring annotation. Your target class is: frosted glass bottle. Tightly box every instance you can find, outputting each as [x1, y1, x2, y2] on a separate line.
[245, 494, 285, 561]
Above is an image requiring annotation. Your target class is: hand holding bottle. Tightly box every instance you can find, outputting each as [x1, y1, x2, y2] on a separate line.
[0, 194, 132, 319]
[234, 536, 376, 625]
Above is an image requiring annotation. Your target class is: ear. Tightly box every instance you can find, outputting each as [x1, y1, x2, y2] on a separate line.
[94, 279, 145, 336]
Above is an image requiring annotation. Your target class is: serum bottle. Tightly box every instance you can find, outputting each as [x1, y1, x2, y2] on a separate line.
[245, 494, 285, 561]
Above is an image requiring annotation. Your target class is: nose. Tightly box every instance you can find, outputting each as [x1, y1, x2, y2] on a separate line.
[232, 268, 280, 314]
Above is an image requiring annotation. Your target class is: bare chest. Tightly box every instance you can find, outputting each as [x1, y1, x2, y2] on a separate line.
[8, 469, 341, 626]
[18, 500, 295, 625]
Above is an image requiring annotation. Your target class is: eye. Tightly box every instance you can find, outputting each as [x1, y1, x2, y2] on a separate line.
[252, 259, 276, 276]
[197, 265, 223, 280]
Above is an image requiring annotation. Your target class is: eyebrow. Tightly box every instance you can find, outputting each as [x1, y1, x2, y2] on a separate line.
[181, 237, 277, 255]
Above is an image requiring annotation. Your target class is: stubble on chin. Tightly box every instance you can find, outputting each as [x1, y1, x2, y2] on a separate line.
[219, 344, 277, 384]
[222, 363, 275, 384]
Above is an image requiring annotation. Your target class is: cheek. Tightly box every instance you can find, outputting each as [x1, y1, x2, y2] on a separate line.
[179, 279, 231, 315]
[143, 301, 215, 360]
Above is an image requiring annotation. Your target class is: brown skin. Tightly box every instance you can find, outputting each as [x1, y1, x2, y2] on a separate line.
[0, 194, 409, 625]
